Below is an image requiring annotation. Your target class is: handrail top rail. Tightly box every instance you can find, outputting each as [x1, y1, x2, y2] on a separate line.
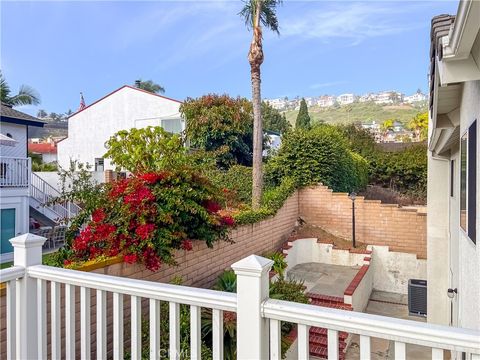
[28, 264, 237, 311]
[0, 156, 29, 160]
[0, 266, 25, 283]
[263, 299, 480, 353]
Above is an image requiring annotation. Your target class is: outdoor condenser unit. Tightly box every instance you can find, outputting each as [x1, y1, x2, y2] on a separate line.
[408, 279, 427, 317]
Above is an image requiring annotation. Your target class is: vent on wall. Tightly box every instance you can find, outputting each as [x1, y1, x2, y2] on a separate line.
[408, 279, 427, 317]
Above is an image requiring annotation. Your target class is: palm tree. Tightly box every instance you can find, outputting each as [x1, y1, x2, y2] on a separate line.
[239, 0, 282, 209]
[134, 79, 165, 94]
[0, 71, 40, 107]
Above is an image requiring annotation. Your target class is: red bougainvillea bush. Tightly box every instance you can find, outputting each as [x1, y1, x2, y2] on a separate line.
[65, 170, 235, 271]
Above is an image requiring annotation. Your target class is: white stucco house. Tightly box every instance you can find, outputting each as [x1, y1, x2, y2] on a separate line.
[427, 0, 480, 337]
[57, 85, 184, 171]
[0, 103, 45, 261]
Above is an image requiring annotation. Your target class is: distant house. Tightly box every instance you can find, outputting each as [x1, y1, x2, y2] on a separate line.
[57, 85, 184, 171]
[404, 92, 427, 103]
[336, 93, 355, 105]
[428, 2, 480, 333]
[28, 138, 58, 164]
[317, 95, 335, 107]
[0, 103, 44, 261]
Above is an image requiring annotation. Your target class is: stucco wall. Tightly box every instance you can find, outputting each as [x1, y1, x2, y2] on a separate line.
[299, 185, 427, 258]
[0, 122, 27, 158]
[57, 86, 183, 171]
[456, 79, 480, 331]
[370, 245, 426, 294]
[34, 171, 105, 191]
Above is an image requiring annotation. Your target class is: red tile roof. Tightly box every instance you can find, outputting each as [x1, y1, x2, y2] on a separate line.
[28, 142, 57, 154]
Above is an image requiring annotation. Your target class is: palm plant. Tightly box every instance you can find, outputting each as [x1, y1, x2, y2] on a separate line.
[0, 71, 40, 107]
[134, 79, 165, 94]
[239, 0, 282, 209]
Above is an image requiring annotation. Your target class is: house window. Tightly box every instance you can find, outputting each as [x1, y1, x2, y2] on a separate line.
[460, 120, 477, 244]
[95, 158, 104, 172]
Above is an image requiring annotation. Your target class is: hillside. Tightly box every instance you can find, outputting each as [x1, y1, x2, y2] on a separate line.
[284, 101, 427, 126]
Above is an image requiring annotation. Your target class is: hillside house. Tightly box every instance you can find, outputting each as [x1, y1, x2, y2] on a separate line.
[57, 85, 184, 171]
[428, 0, 480, 334]
[336, 93, 355, 105]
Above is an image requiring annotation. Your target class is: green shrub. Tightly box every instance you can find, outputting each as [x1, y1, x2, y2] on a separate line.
[233, 177, 296, 225]
[214, 270, 237, 292]
[265, 252, 288, 277]
[205, 165, 252, 205]
[266, 125, 368, 193]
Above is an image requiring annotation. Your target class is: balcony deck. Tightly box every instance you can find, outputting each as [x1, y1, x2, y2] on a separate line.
[1, 233, 479, 360]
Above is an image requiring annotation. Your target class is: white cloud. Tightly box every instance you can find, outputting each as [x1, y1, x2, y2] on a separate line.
[280, 2, 424, 45]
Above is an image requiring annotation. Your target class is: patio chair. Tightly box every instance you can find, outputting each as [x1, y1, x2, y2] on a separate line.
[50, 225, 67, 248]
[35, 227, 53, 249]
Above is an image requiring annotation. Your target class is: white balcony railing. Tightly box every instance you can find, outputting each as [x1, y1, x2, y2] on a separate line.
[1, 233, 480, 360]
[0, 156, 30, 187]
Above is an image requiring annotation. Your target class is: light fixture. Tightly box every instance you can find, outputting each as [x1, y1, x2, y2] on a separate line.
[447, 288, 457, 299]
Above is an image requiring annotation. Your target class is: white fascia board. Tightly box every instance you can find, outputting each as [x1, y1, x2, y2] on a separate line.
[443, 0, 480, 60]
[438, 54, 480, 84]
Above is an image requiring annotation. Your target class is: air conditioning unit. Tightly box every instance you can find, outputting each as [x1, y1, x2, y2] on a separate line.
[408, 279, 427, 317]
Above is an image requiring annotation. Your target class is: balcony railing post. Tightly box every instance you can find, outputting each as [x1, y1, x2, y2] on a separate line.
[232, 255, 273, 360]
[10, 233, 46, 359]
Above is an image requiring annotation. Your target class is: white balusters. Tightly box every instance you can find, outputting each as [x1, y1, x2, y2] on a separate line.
[96, 289, 107, 359]
[150, 299, 161, 360]
[394, 341, 406, 360]
[51, 281, 61, 359]
[65, 283, 75, 359]
[81, 287, 91, 358]
[212, 309, 224, 360]
[113, 293, 124, 359]
[269, 319, 282, 360]
[328, 329, 339, 360]
[298, 324, 310, 360]
[6, 280, 16, 360]
[37, 279, 47, 359]
[131, 295, 142, 360]
[169, 302, 180, 360]
[360, 334, 371, 360]
[190, 305, 201, 360]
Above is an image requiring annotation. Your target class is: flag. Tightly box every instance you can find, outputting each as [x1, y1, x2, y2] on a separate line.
[78, 92, 86, 111]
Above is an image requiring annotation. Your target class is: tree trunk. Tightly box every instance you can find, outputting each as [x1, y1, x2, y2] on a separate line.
[251, 65, 263, 209]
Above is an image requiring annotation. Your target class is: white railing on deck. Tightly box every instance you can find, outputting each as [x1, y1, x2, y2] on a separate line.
[1, 233, 479, 360]
[30, 172, 82, 221]
[0, 156, 30, 187]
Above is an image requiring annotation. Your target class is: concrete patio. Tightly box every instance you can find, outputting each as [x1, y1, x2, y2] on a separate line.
[287, 262, 360, 297]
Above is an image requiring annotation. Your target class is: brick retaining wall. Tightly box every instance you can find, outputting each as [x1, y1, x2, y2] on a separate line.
[298, 185, 427, 259]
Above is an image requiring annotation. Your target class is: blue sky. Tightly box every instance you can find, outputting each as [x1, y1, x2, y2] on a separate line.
[1, 1, 458, 115]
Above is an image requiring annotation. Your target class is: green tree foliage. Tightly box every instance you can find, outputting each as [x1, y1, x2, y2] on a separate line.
[104, 126, 200, 173]
[134, 79, 165, 94]
[181, 94, 254, 168]
[262, 101, 290, 133]
[337, 124, 427, 200]
[37, 109, 47, 118]
[381, 118, 394, 133]
[266, 125, 368, 192]
[206, 165, 252, 206]
[295, 98, 311, 129]
[408, 111, 428, 141]
[0, 71, 40, 106]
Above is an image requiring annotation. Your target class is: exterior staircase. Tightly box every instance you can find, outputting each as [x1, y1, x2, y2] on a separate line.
[307, 293, 351, 359]
[29, 172, 81, 224]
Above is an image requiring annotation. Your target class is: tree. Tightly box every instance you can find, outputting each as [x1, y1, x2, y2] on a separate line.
[0, 71, 40, 107]
[134, 79, 165, 94]
[295, 98, 311, 129]
[408, 112, 428, 141]
[240, 0, 282, 209]
[381, 119, 394, 133]
[262, 101, 290, 133]
[181, 94, 254, 168]
[37, 109, 47, 118]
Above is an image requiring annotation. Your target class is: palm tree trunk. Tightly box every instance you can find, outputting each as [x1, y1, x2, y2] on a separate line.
[251, 65, 263, 209]
[250, 3, 264, 210]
